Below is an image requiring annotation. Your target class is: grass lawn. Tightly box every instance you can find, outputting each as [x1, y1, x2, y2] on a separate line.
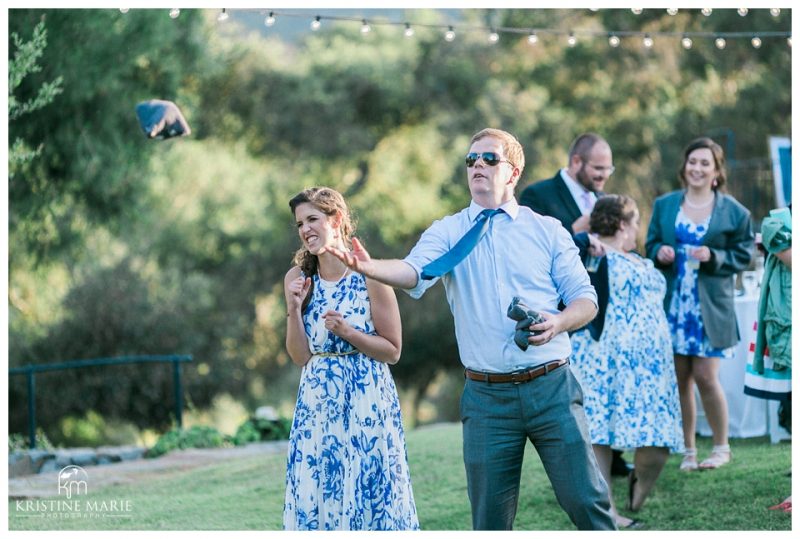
[8, 423, 792, 530]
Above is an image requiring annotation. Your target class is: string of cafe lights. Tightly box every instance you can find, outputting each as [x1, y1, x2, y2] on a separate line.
[120, 8, 792, 50]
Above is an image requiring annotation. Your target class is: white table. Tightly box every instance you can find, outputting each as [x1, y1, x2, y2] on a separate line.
[696, 294, 791, 443]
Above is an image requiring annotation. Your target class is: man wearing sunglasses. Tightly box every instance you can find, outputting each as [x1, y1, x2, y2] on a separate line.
[323, 128, 616, 531]
[518, 134, 632, 479]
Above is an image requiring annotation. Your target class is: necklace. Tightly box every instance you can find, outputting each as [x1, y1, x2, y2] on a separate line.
[318, 265, 349, 287]
[683, 194, 714, 209]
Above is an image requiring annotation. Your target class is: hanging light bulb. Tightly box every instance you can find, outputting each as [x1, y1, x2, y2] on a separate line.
[444, 26, 456, 42]
[488, 29, 499, 43]
[311, 16, 321, 31]
[608, 35, 620, 48]
[682, 35, 693, 50]
[643, 34, 654, 48]
[631, 8, 643, 15]
[567, 32, 577, 47]
[787, 37, 792, 47]
[217, 9, 229, 22]
[404, 23, 414, 38]
[527, 32, 538, 45]
[737, 8, 749, 17]
[360, 19, 371, 34]
[169, 8, 180, 19]
[265, 12, 276, 27]
[751, 36, 762, 49]
[119, 8, 129, 13]
[666, 8, 678, 16]
[715, 37, 727, 49]
[770, 8, 781, 17]
[701, 8, 713, 16]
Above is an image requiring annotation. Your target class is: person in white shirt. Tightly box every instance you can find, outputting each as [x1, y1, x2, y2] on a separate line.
[323, 128, 616, 531]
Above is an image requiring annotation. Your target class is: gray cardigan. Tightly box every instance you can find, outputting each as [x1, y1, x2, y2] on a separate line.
[645, 190, 754, 349]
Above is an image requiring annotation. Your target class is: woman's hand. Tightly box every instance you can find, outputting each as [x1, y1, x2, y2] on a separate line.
[657, 245, 675, 264]
[690, 246, 712, 262]
[287, 276, 311, 313]
[322, 310, 354, 339]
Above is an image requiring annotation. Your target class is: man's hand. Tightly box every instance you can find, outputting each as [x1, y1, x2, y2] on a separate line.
[321, 238, 374, 276]
[587, 234, 606, 257]
[528, 311, 565, 347]
[572, 214, 591, 234]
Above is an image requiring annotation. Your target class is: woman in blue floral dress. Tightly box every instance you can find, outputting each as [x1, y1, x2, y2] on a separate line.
[571, 195, 683, 529]
[282, 187, 418, 530]
[646, 138, 753, 472]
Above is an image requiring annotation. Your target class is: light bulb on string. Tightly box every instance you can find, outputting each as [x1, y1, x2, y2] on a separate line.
[360, 20, 371, 34]
[787, 37, 792, 48]
[682, 36, 693, 50]
[488, 29, 499, 44]
[311, 16, 321, 31]
[444, 26, 456, 42]
[715, 37, 726, 50]
[737, 8, 748, 17]
[119, 8, 129, 13]
[631, 8, 643, 15]
[608, 35, 620, 48]
[567, 32, 577, 47]
[169, 8, 180, 19]
[770, 8, 781, 17]
[667, 8, 678, 16]
[643, 34, 654, 48]
[701, 8, 712, 17]
[217, 9, 229, 22]
[404, 23, 414, 38]
[527, 32, 538, 45]
[265, 12, 276, 27]
[751, 36, 762, 49]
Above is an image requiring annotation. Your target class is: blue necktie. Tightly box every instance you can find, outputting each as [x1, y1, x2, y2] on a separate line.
[421, 208, 503, 280]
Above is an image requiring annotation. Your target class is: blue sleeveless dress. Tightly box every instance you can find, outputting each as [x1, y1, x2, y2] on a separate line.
[283, 271, 419, 531]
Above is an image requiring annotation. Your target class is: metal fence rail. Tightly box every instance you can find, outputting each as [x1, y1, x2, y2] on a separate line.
[9, 354, 193, 449]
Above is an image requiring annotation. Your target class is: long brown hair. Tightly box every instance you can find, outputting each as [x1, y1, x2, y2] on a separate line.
[288, 186, 356, 279]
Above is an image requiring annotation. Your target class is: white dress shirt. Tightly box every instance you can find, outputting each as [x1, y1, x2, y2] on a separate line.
[560, 168, 596, 214]
[402, 198, 598, 372]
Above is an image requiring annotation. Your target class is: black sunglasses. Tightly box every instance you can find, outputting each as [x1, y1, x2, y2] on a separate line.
[465, 152, 513, 168]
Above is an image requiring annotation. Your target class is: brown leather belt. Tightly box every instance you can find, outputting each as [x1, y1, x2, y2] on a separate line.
[464, 358, 569, 384]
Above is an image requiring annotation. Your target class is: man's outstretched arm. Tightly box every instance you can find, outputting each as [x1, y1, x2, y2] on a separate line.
[321, 238, 419, 290]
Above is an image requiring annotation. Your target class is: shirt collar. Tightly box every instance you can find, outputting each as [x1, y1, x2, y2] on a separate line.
[468, 198, 519, 221]
[560, 168, 595, 207]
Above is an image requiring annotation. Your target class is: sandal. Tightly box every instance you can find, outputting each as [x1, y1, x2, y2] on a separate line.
[680, 448, 698, 472]
[699, 445, 732, 469]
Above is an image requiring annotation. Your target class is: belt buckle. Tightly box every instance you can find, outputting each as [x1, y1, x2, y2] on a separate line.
[509, 369, 527, 385]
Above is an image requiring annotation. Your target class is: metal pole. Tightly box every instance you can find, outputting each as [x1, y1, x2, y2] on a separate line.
[173, 361, 183, 429]
[27, 371, 36, 449]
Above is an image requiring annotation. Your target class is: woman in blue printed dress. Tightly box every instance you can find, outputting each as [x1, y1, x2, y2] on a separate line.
[571, 195, 683, 529]
[283, 187, 418, 530]
[646, 138, 753, 472]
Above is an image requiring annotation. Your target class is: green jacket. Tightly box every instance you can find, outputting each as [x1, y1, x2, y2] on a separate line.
[753, 216, 791, 373]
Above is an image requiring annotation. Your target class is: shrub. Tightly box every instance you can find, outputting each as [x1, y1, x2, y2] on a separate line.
[231, 417, 291, 446]
[8, 430, 54, 452]
[147, 425, 228, 458]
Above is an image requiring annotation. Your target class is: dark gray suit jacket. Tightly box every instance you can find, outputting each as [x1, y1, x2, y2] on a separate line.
[645, 190, 754, 349]
[519, 172, 583, 236]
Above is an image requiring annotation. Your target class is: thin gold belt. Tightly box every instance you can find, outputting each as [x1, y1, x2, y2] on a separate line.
[313, 350, 358, 358]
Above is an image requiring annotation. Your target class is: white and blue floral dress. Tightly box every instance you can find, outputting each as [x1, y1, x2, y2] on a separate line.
[571, 252, 684, 452]
[283, 271, 419, 531]
[667, 209, 734, 359]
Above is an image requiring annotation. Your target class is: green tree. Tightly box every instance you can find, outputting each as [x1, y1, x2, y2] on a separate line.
[8, 20, 63, 178]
